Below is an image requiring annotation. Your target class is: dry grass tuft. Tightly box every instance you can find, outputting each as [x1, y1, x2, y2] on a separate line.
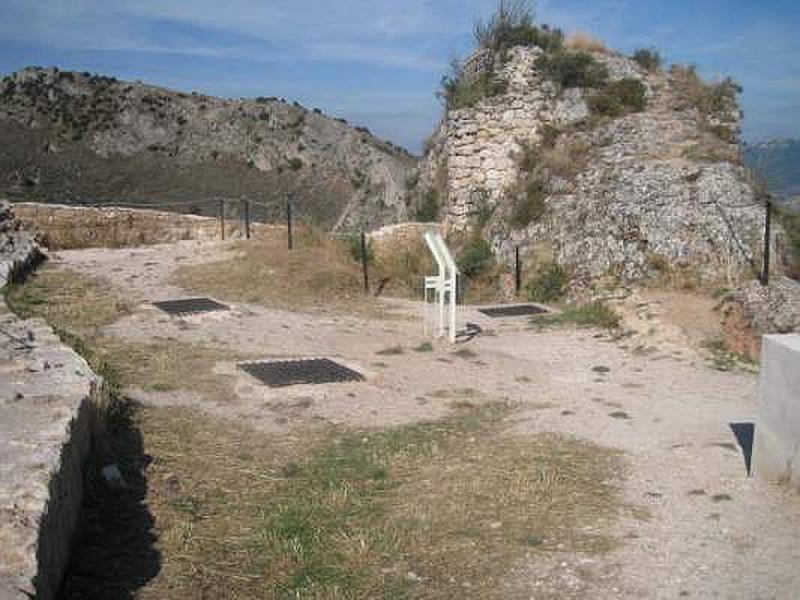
[7, 267, 131, 335]
[174, 232, 378, 315]
[564, 31, 609, 53]
[174, 229, 429, 316]
[7, 267, 242, 399]
[90, 401, 624, 599]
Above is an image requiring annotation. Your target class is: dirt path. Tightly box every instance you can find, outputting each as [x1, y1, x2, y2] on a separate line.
[51, 241, 800, 599]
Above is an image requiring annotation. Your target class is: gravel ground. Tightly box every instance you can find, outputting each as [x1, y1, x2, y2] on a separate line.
[52, 240, 800, 599]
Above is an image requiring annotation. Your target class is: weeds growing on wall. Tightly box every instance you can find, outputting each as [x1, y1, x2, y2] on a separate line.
[535, 50, 608, 89]
[439, 0, 563, 112]
[587, 78, 648, 117]
[508, 177, 548, 229]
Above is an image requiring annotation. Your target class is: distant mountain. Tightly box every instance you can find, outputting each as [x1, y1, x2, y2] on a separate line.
[0, 67, 416, 230]
[744, 139, 800, 203]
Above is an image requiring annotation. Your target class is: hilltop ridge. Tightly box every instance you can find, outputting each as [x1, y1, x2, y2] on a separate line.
[0, 67, 416, 230]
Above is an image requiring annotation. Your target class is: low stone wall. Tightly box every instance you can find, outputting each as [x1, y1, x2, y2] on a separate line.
[12, 202, 282, 250]
[367, 221, 444, 260]
[1, 201, 106, 599]
[0, 299, 105, 599]
[752, 334, 800, 490]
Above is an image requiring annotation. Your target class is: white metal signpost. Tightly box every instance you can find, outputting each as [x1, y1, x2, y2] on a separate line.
[423, 230, 459, 343]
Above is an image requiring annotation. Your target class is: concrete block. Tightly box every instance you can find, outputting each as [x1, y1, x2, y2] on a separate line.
[752, 334, 800, 489]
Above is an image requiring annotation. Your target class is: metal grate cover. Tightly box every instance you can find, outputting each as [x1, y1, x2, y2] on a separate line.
[478, 304, 548, 318]
[239, 358, 365, 387]
[153, 297, 229, 316]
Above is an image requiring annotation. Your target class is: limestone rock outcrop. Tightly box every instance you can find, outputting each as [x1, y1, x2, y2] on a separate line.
[419, 46, 773, 287]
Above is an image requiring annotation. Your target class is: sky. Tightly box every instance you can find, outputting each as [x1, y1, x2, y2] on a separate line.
[0, 0, 798, 154]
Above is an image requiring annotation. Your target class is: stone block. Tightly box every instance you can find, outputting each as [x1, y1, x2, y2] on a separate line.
[752, 334, 800, 489]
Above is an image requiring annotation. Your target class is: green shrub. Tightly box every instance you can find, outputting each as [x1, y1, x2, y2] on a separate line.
[440, 70, 508, 111]
[588, 78, 647, 116]
[288, 157, 303, 171]
[535, 50, 608, 88]
[541, 301, 620, 328]
[347, 234, 374, 265]
[473, 1, 563, 53]
[458, 237, 494, 277]
[587, 93, 623, 117]
[631, 47, 662, 72]
[525, 262, 568, 302]
[415, 188, 441, 222]
[509, 178, 547, 229]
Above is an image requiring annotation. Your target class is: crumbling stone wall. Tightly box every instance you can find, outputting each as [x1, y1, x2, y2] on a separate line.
[0, 201, 41, 285]
[419, 46, 772, 287]
[12, 202, 283, 250]
[1, 201, 106, 599]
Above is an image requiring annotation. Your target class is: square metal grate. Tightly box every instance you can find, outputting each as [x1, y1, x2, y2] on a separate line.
[153, 297, 229, 316]
[239, 358, 365, 387]
[478, 304, 548, 318]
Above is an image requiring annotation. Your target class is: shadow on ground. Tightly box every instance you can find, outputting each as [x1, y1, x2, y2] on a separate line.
[58, 400, 160, 600]
[730, 422, 755, 476]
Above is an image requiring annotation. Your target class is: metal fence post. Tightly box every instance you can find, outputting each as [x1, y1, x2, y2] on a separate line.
[219, 199, 225, 240]
[244, 199, 251, 240]
[762, 199, 772, 286]
[515, 245, 521, 294]
[286, 196, 293, 250]
[361, 230, 369, 294]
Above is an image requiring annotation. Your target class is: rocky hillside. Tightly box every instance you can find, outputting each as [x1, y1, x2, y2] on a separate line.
[0, 67, 416, 230]
[417, 23, 777, 288]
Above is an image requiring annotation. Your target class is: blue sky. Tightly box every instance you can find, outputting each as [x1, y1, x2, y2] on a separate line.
[0, 0, 798, 153]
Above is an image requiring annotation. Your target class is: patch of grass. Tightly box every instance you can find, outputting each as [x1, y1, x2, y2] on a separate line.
[120, 401, 622, 598]
[6, 267, 131, 336]
[452, 347, 478, 359]
[525, 262, 569, 303]
[413, 342, 434, 352]
[533, 302, 621, 330]
[7, 266, 242, 399]
[174, 232, 401, 318]
[702, 338, 755, 373]
[376, 345, 404, 356]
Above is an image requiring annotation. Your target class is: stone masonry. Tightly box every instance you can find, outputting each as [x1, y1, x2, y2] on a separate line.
[419, 45, 774, 287]
[1, 201, 106, 599]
